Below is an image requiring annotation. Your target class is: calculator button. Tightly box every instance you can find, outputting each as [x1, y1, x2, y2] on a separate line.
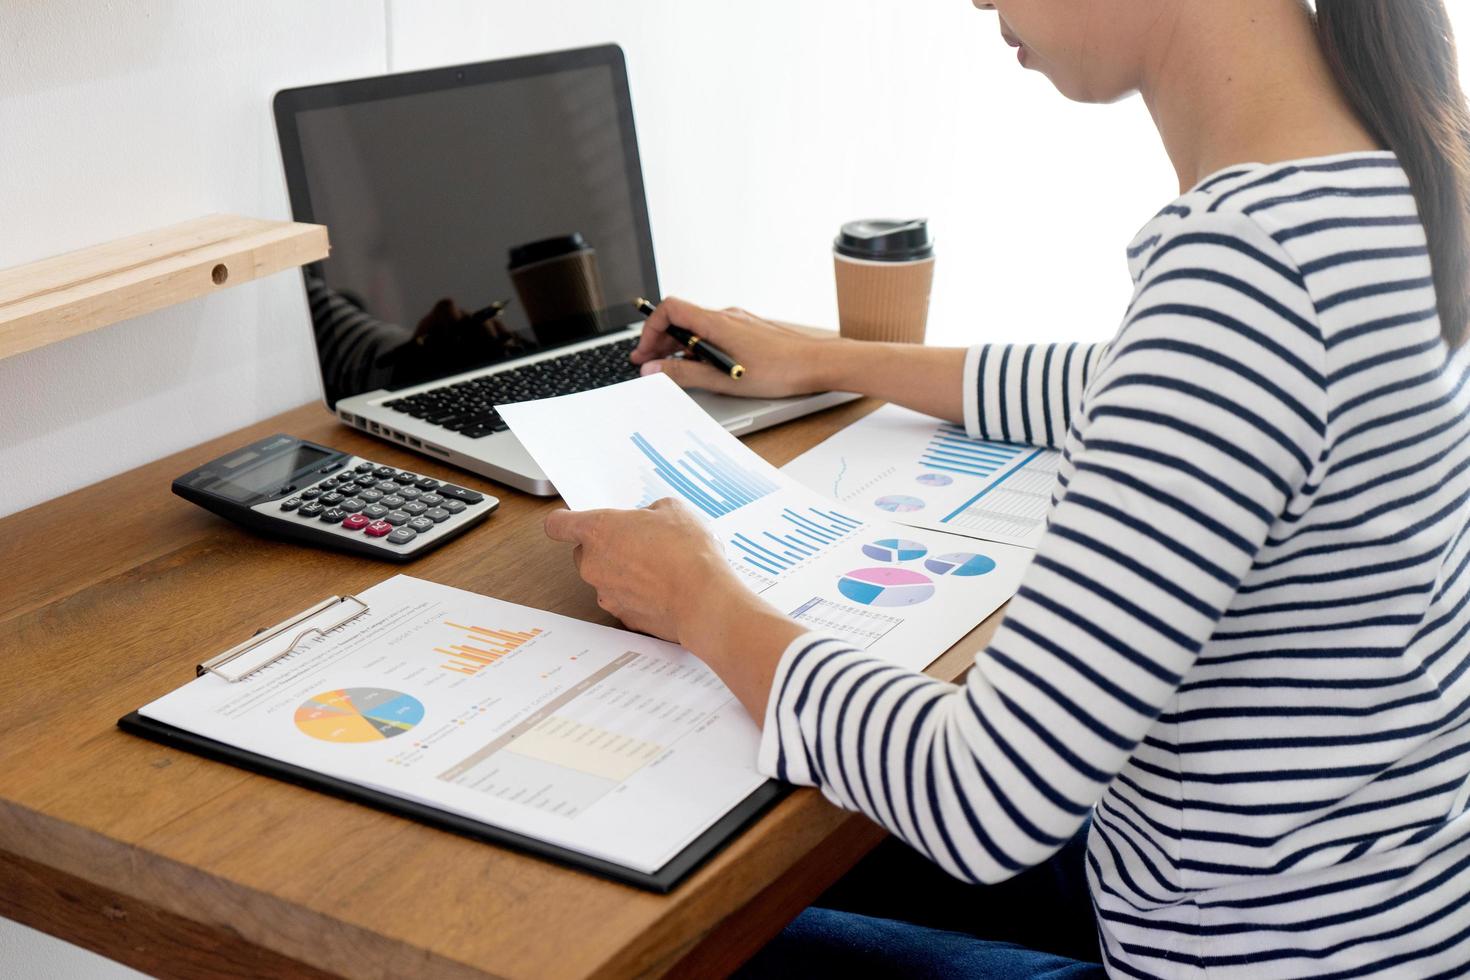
[401, 501, 428, 516]
[299, 501, 324, 518]
[425, 507, 451, 523]
[374, 466, 396, 479]
[438, 484, 485, 505]
[353, 474, 377, 487]
[358, 489, 384, 503]
[365, 520, 393, 537]
[380, 495, 403, 509]
[375, 480, 399, 493]
[387, 527, 418, 545]
[320, 507, 347, 523]
[415, 478, 441, 491]
[320, 492, 345, 506]
[441, 499, 467, 515]
[418, 492, 444, 507]
[393, 471, 417, 484]
[408, 516, 435, 533]
[384, 510, 411, 526]
[279, 497, 302, 512]
[363, 504, 389, 519]
[397, 486, 422, 501]
[342, 513, 371, 531]
[300, 488, 322, 501]
[355, 461, 375, 472]
[340, 497, 365, 512]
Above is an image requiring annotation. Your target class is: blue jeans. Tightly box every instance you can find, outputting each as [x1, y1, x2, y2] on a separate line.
[737, 820, 1105, 979]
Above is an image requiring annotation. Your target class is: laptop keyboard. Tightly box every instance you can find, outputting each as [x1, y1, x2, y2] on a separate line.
[382, 336, 642, 439]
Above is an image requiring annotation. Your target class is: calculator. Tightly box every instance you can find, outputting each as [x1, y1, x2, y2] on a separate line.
[172, 434, 498, 561]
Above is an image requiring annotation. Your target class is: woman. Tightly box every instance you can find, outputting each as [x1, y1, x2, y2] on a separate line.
[544, 0, 1470, 975]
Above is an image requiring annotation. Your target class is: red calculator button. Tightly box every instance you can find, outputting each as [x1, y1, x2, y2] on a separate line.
[364, 519, 393, 537]
[342, 513, 371, 531]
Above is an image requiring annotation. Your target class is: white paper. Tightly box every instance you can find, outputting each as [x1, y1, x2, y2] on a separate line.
[780, 403, 1061, 548]
[140, 575, 767, 876]
[498, 375, 1031, 670]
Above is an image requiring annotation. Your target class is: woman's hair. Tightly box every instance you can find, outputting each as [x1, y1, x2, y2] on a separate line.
[1316, 0, 1470, 347]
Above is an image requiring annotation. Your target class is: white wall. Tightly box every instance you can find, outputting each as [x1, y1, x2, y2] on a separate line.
[0, 2, 389, 973]
[7, 1, 1470, 975]
[1, 0, 1177, 521]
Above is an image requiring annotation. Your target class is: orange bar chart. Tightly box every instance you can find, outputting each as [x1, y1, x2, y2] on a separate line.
[436, 622, 543, 675]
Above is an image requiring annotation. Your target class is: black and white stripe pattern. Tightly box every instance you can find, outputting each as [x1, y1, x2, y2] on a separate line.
[306, 274, 413, 397]
[759, 152, 1470, 977]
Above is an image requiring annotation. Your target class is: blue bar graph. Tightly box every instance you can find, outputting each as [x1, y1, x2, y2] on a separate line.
[632, 431, 780, 518]
[728, 507, 863, 575]
[920, 424, 1026, 479]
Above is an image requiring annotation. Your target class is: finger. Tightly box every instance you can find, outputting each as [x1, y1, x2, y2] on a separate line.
[646, 496, 697, 520]
[630, 295, 690, 363]
[630, 319, 681, 365]
[631, 296, 726, 364]
[640, 354, 740, 394]
[544, 508, 594, 544]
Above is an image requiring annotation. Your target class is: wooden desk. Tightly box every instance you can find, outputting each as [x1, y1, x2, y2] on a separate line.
[0, 399, 1004, 979]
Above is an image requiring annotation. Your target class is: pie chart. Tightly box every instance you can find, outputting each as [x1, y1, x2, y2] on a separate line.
[925, 552, 997, 577]
[874, 494, 926, 513]
[916, 473, 953, 487]
[862, 538, 928, 562]
[838, 567, 936, 607]
[295, 688, 425, 743]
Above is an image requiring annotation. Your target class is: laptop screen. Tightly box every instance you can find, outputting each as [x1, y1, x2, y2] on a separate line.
[277, 47, 659, 407]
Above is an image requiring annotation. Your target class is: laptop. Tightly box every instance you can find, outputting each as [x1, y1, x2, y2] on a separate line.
[274, 44, 855, 496]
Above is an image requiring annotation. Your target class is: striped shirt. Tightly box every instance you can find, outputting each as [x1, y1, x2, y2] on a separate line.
[758, 151, 1470, 978]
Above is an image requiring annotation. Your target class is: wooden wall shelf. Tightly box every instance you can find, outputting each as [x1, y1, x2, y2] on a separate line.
[0, 214, 329, 361]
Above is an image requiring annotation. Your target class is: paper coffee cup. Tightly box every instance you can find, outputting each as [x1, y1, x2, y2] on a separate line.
[507, 232, 607, 345]
[833, 219, 935, 344]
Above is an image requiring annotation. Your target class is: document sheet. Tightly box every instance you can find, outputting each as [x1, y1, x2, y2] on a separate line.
[139, 575, 768, 875]
[780, 403, 1061, 548]
[498, 376, 1033, 670]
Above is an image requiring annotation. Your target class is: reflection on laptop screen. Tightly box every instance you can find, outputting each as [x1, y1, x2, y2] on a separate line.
[288, 58, 656, 405]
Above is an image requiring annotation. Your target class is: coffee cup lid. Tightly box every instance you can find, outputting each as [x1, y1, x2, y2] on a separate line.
[508, 232, 591, 270]
[834, 219, 933, 261]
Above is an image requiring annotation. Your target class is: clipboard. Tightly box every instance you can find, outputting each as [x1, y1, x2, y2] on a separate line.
[117, 594, 788, 893]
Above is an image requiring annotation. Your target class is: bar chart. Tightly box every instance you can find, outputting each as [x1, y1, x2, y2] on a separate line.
[631, 430, 779, 517]
[437, 622, 543, 676]
[728, 506, 864, 577]
[921, 423, 1028, 479]
[940, 452, 1058, 540]
[438, 650, 733, 817]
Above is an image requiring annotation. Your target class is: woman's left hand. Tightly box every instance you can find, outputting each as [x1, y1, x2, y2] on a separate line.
[545, 498, 808, 720]
[544, 498, 743, 643]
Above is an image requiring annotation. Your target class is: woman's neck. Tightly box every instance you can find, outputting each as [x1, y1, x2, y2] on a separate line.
[1140, 0, 1382, 194]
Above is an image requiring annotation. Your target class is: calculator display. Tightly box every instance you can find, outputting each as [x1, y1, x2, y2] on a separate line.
[213, 445, 332, 503]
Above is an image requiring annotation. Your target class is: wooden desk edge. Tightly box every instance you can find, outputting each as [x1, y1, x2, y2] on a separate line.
[2, 396, 1008, 979]
[0, 613, 1003, 980]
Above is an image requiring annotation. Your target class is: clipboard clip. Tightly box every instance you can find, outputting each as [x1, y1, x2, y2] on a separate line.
[197, 595, 371, 683]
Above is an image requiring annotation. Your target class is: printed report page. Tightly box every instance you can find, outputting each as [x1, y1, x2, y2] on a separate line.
[139, 575, 767, 875]
[498, 374, 1033, 670]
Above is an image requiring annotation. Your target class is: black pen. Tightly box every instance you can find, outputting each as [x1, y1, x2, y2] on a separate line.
[634, 297, 745, 380]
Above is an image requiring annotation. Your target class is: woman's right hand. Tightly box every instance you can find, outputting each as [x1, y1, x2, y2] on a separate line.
[630, 296, 844, 398]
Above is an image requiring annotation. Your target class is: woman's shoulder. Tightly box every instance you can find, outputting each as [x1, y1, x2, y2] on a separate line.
[1127, 151, 1424, 319]
[1138, 152, 1415, 267]
[1130, 151, 1410, 261]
